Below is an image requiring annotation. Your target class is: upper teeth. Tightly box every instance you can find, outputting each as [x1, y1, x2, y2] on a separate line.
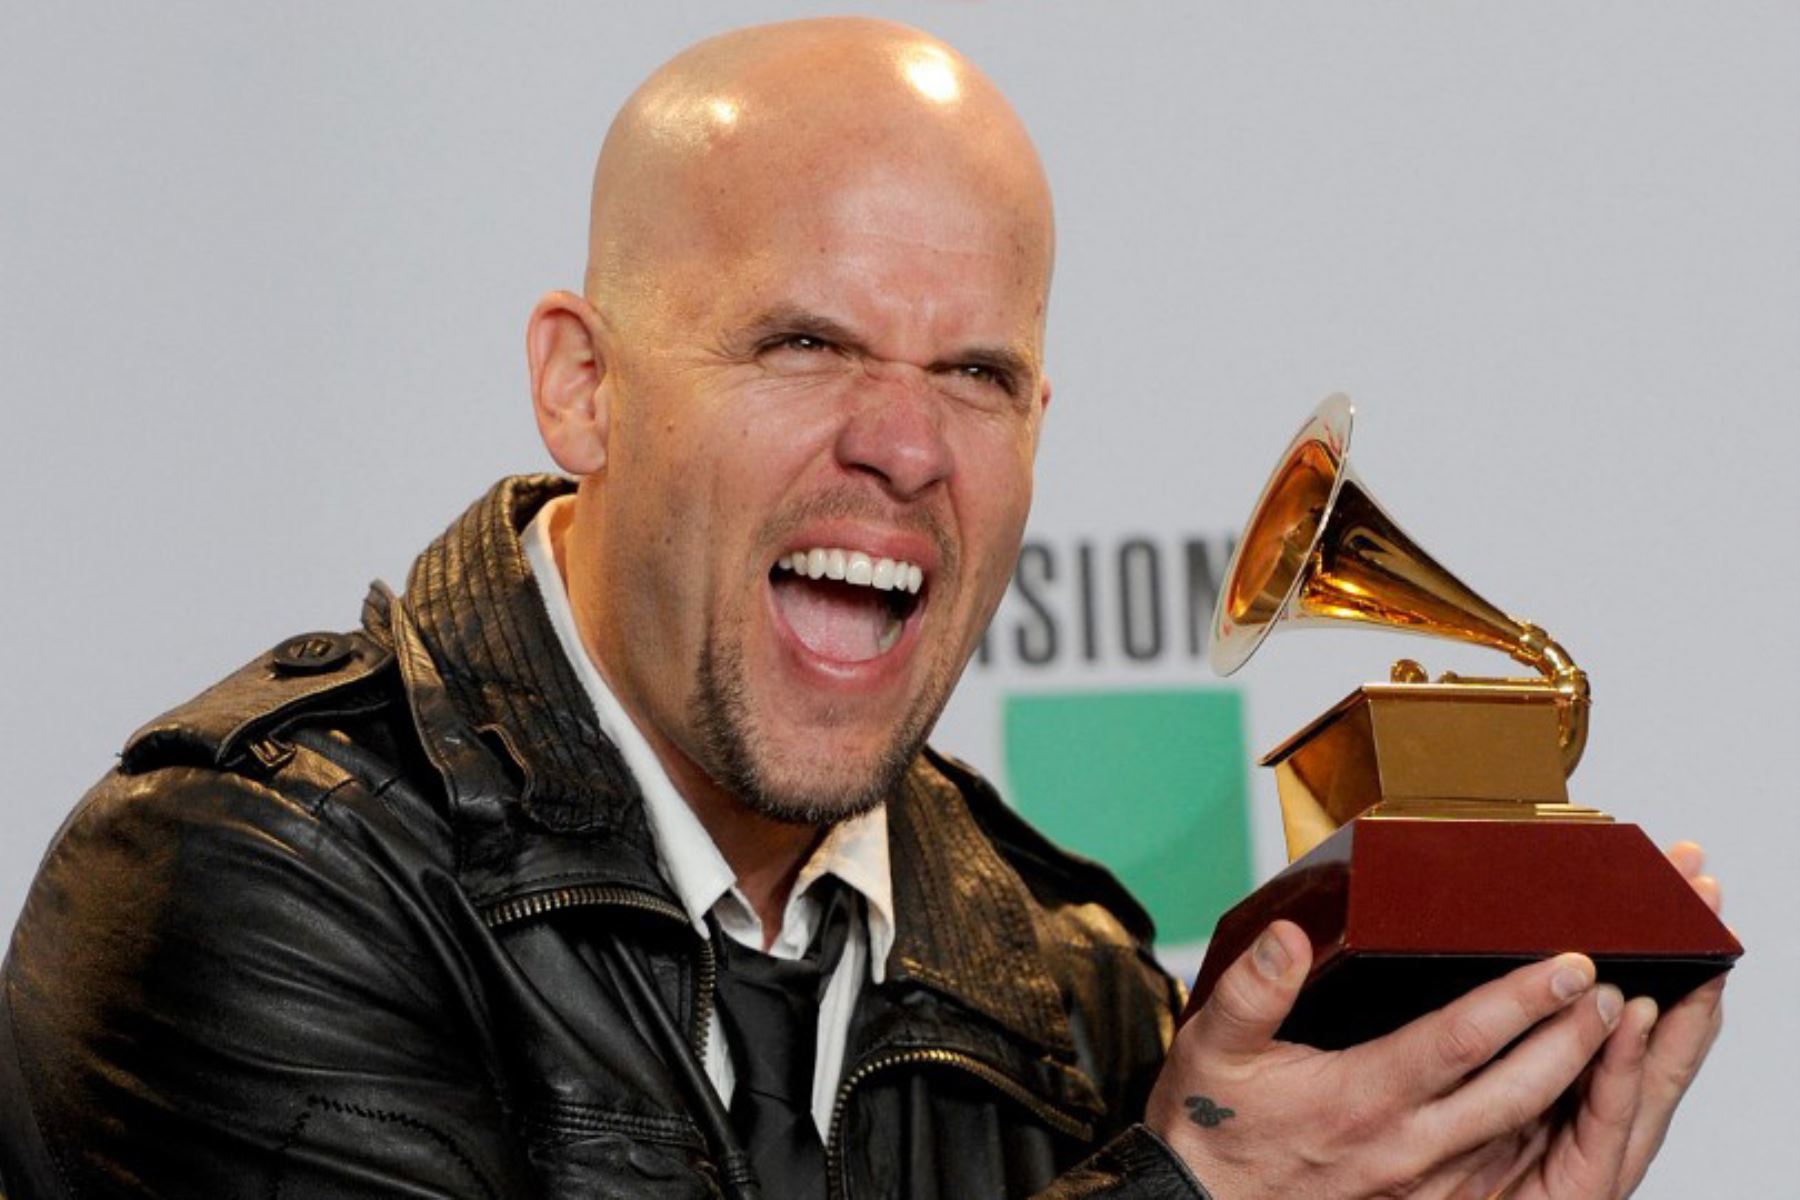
[777, 547, 924, 594]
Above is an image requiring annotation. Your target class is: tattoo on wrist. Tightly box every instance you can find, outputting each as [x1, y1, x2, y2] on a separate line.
[1184, 1095, 1236, 1129]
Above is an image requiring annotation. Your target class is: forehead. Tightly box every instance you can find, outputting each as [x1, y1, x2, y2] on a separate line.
[659, 141, 1052, 347]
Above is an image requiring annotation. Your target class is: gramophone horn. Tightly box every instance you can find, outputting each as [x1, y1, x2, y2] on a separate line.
[1209, 394, 1590, 773]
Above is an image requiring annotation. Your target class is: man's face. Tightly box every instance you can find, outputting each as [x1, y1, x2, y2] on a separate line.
[585, 152, 1050, 823]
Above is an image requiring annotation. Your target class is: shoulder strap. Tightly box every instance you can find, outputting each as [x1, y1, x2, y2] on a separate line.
[121, 629, 395, 776]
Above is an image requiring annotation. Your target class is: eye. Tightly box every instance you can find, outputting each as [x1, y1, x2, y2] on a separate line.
[755, 332, 849, 376]
[946, 361, 1017, 399]
[763, 333, 835, 355]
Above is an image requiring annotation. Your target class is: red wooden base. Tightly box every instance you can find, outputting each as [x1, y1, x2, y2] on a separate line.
[1184, 818, 1742, 1049]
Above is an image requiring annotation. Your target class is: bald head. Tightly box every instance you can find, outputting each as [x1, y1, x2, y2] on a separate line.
[584, 18, 1054, 323]
[526, 19, 1059, 833]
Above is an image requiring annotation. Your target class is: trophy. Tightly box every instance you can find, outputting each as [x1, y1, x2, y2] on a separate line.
[1184, 395, 1741, 1048]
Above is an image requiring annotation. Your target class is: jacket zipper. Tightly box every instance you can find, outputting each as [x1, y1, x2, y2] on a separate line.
[480, 884, 717, 1058]
[823, 1047, 1096, 1200]
[486, 889, 1095, 1199]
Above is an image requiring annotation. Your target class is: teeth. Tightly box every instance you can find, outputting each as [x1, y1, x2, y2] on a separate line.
[776, 546, 925, 595]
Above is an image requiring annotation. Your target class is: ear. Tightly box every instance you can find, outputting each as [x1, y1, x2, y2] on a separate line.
[527, 290, 613, 475]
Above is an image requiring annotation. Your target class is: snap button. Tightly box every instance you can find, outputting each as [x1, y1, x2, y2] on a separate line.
[271, 632, 356, 675]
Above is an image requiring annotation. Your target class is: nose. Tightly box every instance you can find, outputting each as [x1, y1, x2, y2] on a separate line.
[833, 371, 952, 500]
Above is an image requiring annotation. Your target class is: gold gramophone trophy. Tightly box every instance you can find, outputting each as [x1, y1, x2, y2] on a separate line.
[1185, 395, 1741, 1049]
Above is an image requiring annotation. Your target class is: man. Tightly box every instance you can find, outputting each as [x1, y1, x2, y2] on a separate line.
[0, 17, 1723, 1199]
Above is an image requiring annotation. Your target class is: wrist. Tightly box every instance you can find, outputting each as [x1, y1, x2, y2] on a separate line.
[1144, 1099, 1246, 1200]
[1115, 1123, 1223, 1200]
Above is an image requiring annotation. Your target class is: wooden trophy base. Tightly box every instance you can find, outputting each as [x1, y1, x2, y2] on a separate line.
[1183, 818, 1741, 1049]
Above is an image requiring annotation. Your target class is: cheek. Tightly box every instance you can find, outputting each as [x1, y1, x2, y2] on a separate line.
[596, 412, 723, 629]
[611, 401, 821, 599]
[956, 423, 1037, 537]
[947, 425, 1038, 602]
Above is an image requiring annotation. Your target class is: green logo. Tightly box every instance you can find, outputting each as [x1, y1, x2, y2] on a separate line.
[1003, 688, 1252, 946]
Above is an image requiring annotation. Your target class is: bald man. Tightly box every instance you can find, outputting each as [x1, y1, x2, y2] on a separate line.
[0, 18, 1722, 1200]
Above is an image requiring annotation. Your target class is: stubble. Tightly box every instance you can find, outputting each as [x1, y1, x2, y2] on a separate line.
[689, 634, 951, 826]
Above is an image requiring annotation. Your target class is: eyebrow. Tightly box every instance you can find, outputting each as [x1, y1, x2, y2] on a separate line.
[738, 304, 1038, 392]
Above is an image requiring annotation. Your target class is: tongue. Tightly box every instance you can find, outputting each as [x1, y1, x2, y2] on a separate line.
[772, 576, 891, 662]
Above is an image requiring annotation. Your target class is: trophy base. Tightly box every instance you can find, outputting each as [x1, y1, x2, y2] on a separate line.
[1184, 818, 1742, 1050]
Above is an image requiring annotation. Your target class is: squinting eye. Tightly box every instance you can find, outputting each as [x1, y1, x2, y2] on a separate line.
[955, 363, 1014, 395]
[756, 332, 849, 377]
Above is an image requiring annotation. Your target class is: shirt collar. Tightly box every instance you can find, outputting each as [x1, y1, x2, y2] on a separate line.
[520, 494, 894, 980]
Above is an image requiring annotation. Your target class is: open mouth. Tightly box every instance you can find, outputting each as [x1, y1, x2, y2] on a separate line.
[769, 547, 926, 664]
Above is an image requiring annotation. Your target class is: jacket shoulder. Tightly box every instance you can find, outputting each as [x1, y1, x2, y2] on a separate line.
[2, 634, 516, 1196]
[3, 763, 514, 1197]
[922, 746, 1158, 946]
[120, 627, 398, 777]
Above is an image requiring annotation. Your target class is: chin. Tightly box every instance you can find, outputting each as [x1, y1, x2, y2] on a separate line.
[692, 620, 958, 825]
[729, 719, 924, 826]
[738, 774, 894, 827]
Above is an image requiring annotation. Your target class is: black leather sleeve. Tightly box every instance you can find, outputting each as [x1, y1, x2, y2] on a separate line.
[0, 757, 530, 1199]
[1031, 1125, 1213, 1199]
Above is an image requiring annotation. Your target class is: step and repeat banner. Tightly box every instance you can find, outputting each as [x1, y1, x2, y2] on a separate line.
[3, 4, 1794, 1194]
[948, 529, 1252, 965]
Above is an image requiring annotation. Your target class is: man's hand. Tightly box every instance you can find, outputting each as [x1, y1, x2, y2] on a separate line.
[1502, 841, 1728, 1198]
[1147, 922, 1624, 1198]
[1146, 842, 1730, 1200]
[1613, 842, 1727, 1194]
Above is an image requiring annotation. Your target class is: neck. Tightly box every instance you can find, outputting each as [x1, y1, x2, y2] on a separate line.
[674, 773, 828, 944]
[552, 494, 825, 947]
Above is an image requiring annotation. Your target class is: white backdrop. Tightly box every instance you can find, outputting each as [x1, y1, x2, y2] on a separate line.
[3, 3, 1795, 1193]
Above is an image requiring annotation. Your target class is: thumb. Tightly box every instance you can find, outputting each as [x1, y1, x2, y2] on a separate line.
[1189, 921, 1311, 1057]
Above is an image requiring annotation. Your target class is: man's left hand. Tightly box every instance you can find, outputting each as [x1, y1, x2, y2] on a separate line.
[1485, 840, 1729, 1198]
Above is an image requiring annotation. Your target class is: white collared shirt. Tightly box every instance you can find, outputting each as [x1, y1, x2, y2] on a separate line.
[521, 495, 895, 1135]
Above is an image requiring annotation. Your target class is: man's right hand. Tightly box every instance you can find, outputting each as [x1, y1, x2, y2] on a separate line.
[1145, 921, 1645, 1199]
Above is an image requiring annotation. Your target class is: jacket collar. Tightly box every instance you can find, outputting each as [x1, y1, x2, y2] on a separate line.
[399, 474, 644, 836]
[885, 758, 1078, 1058]
[389, 477, 1076, 1058]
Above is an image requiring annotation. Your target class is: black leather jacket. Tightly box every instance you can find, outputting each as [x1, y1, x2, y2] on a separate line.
[1, 477, 1208, 1199]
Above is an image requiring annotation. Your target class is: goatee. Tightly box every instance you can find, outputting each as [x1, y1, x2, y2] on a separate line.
[689, 637, 939, 826]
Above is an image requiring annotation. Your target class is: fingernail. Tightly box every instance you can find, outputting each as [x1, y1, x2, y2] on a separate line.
[1551, 956, 1593, 1002]
[1596, 985, 1624, 1029]
[1252, 929, 1292, 980]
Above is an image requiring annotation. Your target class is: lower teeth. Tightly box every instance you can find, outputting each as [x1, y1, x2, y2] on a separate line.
[877, 615, 903, 654]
